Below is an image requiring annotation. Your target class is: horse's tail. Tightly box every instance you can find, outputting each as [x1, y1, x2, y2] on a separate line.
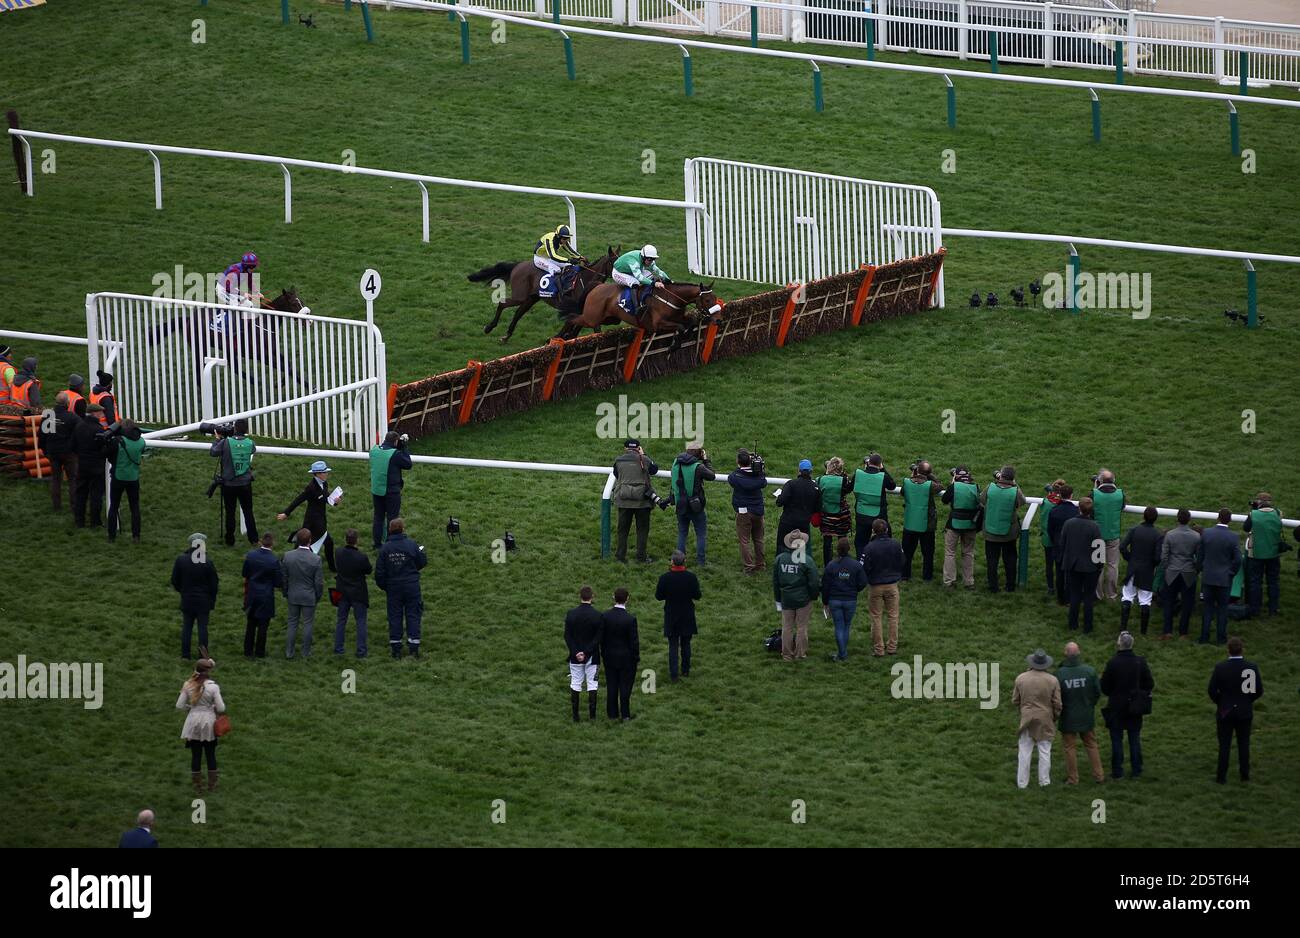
[467, 261, 520, 284]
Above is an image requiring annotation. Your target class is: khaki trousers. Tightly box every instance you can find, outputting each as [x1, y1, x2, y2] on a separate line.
[736, 512, 766, 574]
[1062, 729, 1105, 783]
[780, 604, 811, 660]
[943, 528, 977, 587]
[869, 582, 900, 655]
[1096, 539, 1120, 600]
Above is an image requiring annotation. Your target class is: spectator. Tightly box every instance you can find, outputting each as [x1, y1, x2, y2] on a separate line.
[9, 356, 41, 410]
[1055, 640, 1104, 785]
[1100, 631, 1154, 780]
[281, 527, 324, 659]
[941, 465, 980, 589]
[241, 532, 282, 659]
[210, 419, 258, 548]
[1012, 648, 1062, 789]
[1058, 497, 1103, 633]
[727, 449, 767, 575]
[334, 528, 372, 658]
[64, 372, 87, 415]
[369, 430, 413, 550]
[37, 390, 78, 512]
[979, 466, 1026, 593]
[862, 518, 904, 657]
[775, 459, 819, 561]
[106, 420, 146, 544]
[1092, 469, 1126, 601]
[612, 439, 661, 564]
[118, 809, 157, 848]
[816, 457, 852, 568]
[1119, 506, 1164, 634]
[89, 370, 118, 427]
[1196, 509, 1241, 645]
[655, 550, 701, 683]
[71, 402, 110, 528]
[851, 453, 896, 559]
[0, 344, 15, 406]
[821, 536, 867, 661]
[599, 587, 640, 721]
[773, 530, 818, 662]
[277, 460, 339, 573]
[1159, 508, 1200, 640]
[668, 443, 715, 565]
[564, 585, 603, 722]
[375, 517, 427, 658]
[176, 654, 226, 793]
[900, 460, 941, 582]
[1208, 637, 1263, 784]
[1039, 480, 1067, 596]
[1046, 483, 1080, 606]
[170, 532, 219, 660]
[1241, 492, 1283, 618]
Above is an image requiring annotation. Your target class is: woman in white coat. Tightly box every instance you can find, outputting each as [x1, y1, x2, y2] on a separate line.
[176, 653, 226, 793]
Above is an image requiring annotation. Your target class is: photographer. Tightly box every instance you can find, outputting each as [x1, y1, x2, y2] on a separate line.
[816, 457, 852, 568]
[370, 430, 413, 551]
[852, 454, 896, 559]
[1091, 469, 1126, 601]
[106, 420, 146, 543]
[668, 443, 715, 566]
[1240, 492, 1284, 618]
[612, 439, 663, 564]
[208, 418, 259, 547]
[72, 401, 111, 528]
[980, 465, 1026, 593]
[900, 459, 940, 582]
[727, 449, 767, 575]
[941, 465, 980, 589]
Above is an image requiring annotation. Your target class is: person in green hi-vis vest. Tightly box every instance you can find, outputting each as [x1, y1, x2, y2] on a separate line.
[107, 420, 147, 544]
[1240, 492, 1284, 618]
[980, 466, 1027, 593]
[940, 465, 981, 589]
[369, 431, 413, 551]
[900, 460, 941, 582]
[1091, 469, 1126, 602]
[851, 453, 896, 559]
[208, 418, 259, 548]
[816, 457, 852, 567]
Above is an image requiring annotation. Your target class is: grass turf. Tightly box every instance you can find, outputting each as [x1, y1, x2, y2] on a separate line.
[1, 0, 1297, 847]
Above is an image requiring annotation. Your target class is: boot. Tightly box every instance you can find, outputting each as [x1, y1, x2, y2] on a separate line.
[1140, 606, 1151, 635]
[1120, 601, 1132, 630]
[191, 771, 203, 794]
[391, 642, 403, 659]
[407, 642, 420, 658]
[588, 690, 598, 720]
[571, 690, 581, 723]
[207, 769, 220, 792]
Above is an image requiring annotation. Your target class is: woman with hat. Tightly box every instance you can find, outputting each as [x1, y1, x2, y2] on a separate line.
[176, 652, 226, 793]
[277, 460, 340, 572]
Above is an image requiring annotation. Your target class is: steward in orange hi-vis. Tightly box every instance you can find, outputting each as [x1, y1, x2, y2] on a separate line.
[0, 346, 16, 406]
[65, 373, 87, 415]
[90, 370, 119, 428]
[9, 358, 41, 410]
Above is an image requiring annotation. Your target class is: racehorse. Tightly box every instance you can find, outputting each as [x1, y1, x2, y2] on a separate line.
[558, 281, 723, 351]
[470, 245, 620, 344]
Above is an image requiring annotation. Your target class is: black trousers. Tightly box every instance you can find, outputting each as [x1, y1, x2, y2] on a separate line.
[853, 512, 884, 559]
[604, 663, 635, 718]
[244, 613, 270, 657]
[1216, 716, 1252, 781]
[372, 491, 402, 549]
[984, 539, 1017, 592]
[181, 609, 210, 658]
[1200, 584, 1230, 643]
[107, 478, 140, 540]
[48, 451, 78, 511]
[615, 507, 651, 562]
[187, 739, 218, 772]
[901, 530, 936, 580]
[1043, 546, 1056, 591]
[222, 484, 258, 545]
[1163, 574, 1197, 635]
[667, 634, 692, 679]
[1067, 569, 1100, 632]
[73, 461, 105, 526]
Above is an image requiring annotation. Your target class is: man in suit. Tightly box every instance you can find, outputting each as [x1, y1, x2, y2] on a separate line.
[1100, 631, 1155, 780]
[564, 585, 603, 721]
[334, 528, 372, 658]
[170, 533, 219, 659]
[1196, 509, 1241, 645]
[1057, 497, 1103, 633]
[1046, 483, 1080, 606]
[281, 527, 324, 659]
[656, 550, 702, 682]
[242, 532, 282, 658]
[599, 587, 640, 721]
[1119, 506, 1164, 634]
[117, 809, 157, 848]
[1208, 637, 1264, 784]
[1160, 509, 1201, 640]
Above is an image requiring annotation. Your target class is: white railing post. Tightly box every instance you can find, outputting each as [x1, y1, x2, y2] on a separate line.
[627, 0, 637, 28]
[84, 294, 100, 383]
[1214, 16, 1225, 82]
[418, 181, 430, 242]
[535, 0, 546, 18]
[201, 358, 224, 421]
[612, 0, 626, 26]
[704, 0, 719, 36]
[684, 158, 699, 275]
[19, 134, 34, 196]
[878, 0, 888, 50]
[563, 196, 577, 249]
[148, 149, 162, 210]
[281, 163, 293, 223]
[1042, 2, 1052, 68]
[959, 0, 969, 61]
[1126, 9, 1137, 74]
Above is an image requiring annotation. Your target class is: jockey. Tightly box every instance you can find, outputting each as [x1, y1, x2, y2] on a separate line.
[613, 245, 671, 315]
[217, 252, 262, 308]
[533, 225, 582, 295]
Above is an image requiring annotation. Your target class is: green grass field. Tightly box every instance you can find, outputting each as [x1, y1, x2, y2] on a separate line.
[2, 0, 1298, 848]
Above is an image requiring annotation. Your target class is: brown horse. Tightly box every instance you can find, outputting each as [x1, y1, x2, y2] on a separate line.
[470, 245, 619, 344]
[559, 281, 723, 351]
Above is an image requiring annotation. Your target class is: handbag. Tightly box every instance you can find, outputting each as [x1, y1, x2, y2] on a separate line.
[810, 512, 823, 529]
[214, 714, 232, 737]
[328, 587, 343, 607]
[1127, 688, 1153, 717]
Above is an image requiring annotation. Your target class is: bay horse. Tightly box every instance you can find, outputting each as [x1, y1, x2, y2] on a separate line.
[470, 245, 620, 344]
[559, 281, 723, 351]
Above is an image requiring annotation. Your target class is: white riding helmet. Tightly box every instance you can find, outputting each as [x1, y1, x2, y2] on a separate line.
[641, 244, 659, 260]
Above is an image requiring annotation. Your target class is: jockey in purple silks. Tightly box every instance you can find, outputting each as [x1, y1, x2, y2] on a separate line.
[217, 252, 262, 308]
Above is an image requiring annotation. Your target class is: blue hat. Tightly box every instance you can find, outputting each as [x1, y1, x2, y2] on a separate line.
[798, 458, 812, 471]
[309, 460, 331, 473]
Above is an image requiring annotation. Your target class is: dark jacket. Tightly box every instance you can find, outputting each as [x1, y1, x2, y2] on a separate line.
[117, 827, 157, 849]
[37, 406, 78, 456]
[1100, 649, 1155, 730]
[727, 466, 767, 515]
[821, 555, 868, 601]
[374, 532, 427, 590]
[861, 536, 905, 585]
[1120, 522, 1164, 590]
[599, 606, 640, 668]
[210, 434, 255, 487]
[72, 415, 111, 466]
[375, 443, 413, 492]
[1196, 524, 1242, 589]
[1055, 655, 1101, 733]
[1047, 500, 1080, 548]
[773, 548, 819, 608]
[1058, 516, 1104, 574]
[283, 478, 331, 541]
[655, 567, 701, 637]
[171, 546, 219, 613]
[335, 544, 372, 606]
[91, 383, 117, 425]
[242, 545, 283, 620]
[12, 360, 40, 410]
[669, 452, 716, 514]
[564, 603, 603, 665]
[776, 475, 820, 529]
[1208, 657, 1263, 721]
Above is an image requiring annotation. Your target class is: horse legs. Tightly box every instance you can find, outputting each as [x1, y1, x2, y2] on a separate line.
[668, 324, 688, 354]
[483, 300, 513, 335]
[502, 296, 539, 344]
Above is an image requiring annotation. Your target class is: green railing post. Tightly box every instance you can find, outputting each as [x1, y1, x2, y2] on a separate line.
[812, 63, 823, 112]
[564, 34, 575, 80]
[750, 6, 758, 48]
[989, 31, 999, 73]
[866, 4, 875, 61]
[1068, 246, 1080, 315]
[682, 50, 694, 97]
[460, 16, 470, 63]
[344, 0, 351, 11]
[1239, 50, 1249, 95]
[1090, 89, 1100, 142]
[1245, 260, 1258, 329]
[1228, 101, 1240, 155]
[361, 0, 374, 41]
[945, 75, 955, 128]
[553, 0, 561, 25]
[281, 0, 290, 25]
[448, 0, 456, 22]
[1018, 528, 1030, 587]
[600, 496, 612, 558]
[1114, 40, 1125, 83]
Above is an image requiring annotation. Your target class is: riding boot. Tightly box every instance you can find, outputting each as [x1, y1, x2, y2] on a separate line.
[207, 769, 220, 792]
[588, 690, 598, 720]
[191, 771, 204, 794]
[571, 690, 581, 723]
[1140, 606, 1151, 635]
[1120, 601, 1132, 630]
[390, 642, 403, 659]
